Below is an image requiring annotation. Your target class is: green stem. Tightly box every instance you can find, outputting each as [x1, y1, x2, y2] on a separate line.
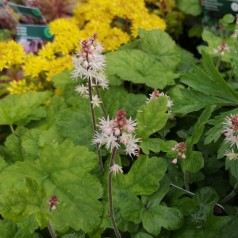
[88, 78, 104, 175]
[48, 222, 57, 238]
[108, 147, 121, 238]
[183, 171, 190, 191]
[9, 124, 15, 134]
[216, 56, 221, 69]
[220, 180, 238, 204]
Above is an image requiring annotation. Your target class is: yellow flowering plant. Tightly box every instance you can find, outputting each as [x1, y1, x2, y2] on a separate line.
[1, 0, 166, 95]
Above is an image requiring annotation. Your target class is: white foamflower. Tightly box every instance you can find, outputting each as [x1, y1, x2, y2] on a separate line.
[110, 164, 123, 175]
[91, 95, 102, 108]
[224, 150, 238, 160]
[75, 84, 89, 97]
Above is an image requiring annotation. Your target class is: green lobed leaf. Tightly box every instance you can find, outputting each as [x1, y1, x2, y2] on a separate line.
[115, 190, 143, 223]
[115, 156, 167, 195]
[51, 70, 76, 94]
[172, 188, 232, 238]
[132, 232, 153, 238]
[2, 126, 63, 162]
[0, 220, 17, 238]
[138, 29, 181, 70]
[136, 97, 169, 139]
[0, 140, 103, 233]
[193, 187, 219, 221]
[0, 178, 49, 227]
[56, 107, 93, 149]
[142, 205, 183, 236]
[102, 87, 146, 118]
[140, 138, 177, 155]
[141, 176, 171, 206]
[181, 150, 204, 173]
[0, 91, 51, 126]
[106, 49, 178, 89]
[177, 0, 202, 16]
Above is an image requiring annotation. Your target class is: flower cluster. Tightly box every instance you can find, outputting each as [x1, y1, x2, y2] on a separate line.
[74, 0, 166, 51]
[171, 142, 186, 164]
[110, 164, 123, 175]
[223, 114, 238, 160]
[0, 40, 25, 71]
[48, 195, 59, 212]
[223, 114, 238, 148]
[147, 89, 173, 108]
[72, 34, 109, 108]
[147, 89, 174, 118]
[93, 109, 140, 157]
[7, 79, 43, 94]
[213, 41, 230, 56]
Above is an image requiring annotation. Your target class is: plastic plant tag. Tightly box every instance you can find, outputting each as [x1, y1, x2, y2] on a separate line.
[201, 0, 238, 27]
[8, 2, 46, 24]
[16, 24, 53, 41]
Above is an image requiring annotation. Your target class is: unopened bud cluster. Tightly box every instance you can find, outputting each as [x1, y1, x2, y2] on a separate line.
[48, 195, 59, 212]
[171, 142, 186, 164]
[213, 41, 230, 56]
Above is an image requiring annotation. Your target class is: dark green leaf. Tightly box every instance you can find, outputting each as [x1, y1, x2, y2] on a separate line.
[115, 190, 143, 223]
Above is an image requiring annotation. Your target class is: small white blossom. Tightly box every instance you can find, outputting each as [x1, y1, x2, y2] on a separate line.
[92, 110, 140, 157]
[147, 89, 173, 110]
[124, 117, 137, 133]
[98, 116, 113, 135]
[224, 150, 238, 160]
[110, 164, 123, 175]
[104, 133, 120, 150]
[75, 84, 89, 97]
[213, 42, 230, 56]
[91, 95, 102, 108]
[223, 114, 238, 148]
[71, 34, 109, 90]
[125, 135, 141, 157]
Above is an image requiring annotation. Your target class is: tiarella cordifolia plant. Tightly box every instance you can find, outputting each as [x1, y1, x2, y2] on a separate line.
[3, 10, 238, 237]
[72, 34, 140, 238]
[72, 33, 109, 172]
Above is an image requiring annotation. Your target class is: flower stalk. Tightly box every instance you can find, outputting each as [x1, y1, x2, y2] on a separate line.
[88, 78, 104, 174]
[108, 147, 121, 238]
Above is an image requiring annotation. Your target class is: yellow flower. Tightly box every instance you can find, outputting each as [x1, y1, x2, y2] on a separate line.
[0, 40, 25, 71]
[23, 54, 49, 78]
[73, 0, 166, 51]
[49, 18, 82, 55]
[131, 12, 166, 37]
[46, 55, 73, 81]
[7, 79, 43, 94]
[38, 42, 56, 60]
